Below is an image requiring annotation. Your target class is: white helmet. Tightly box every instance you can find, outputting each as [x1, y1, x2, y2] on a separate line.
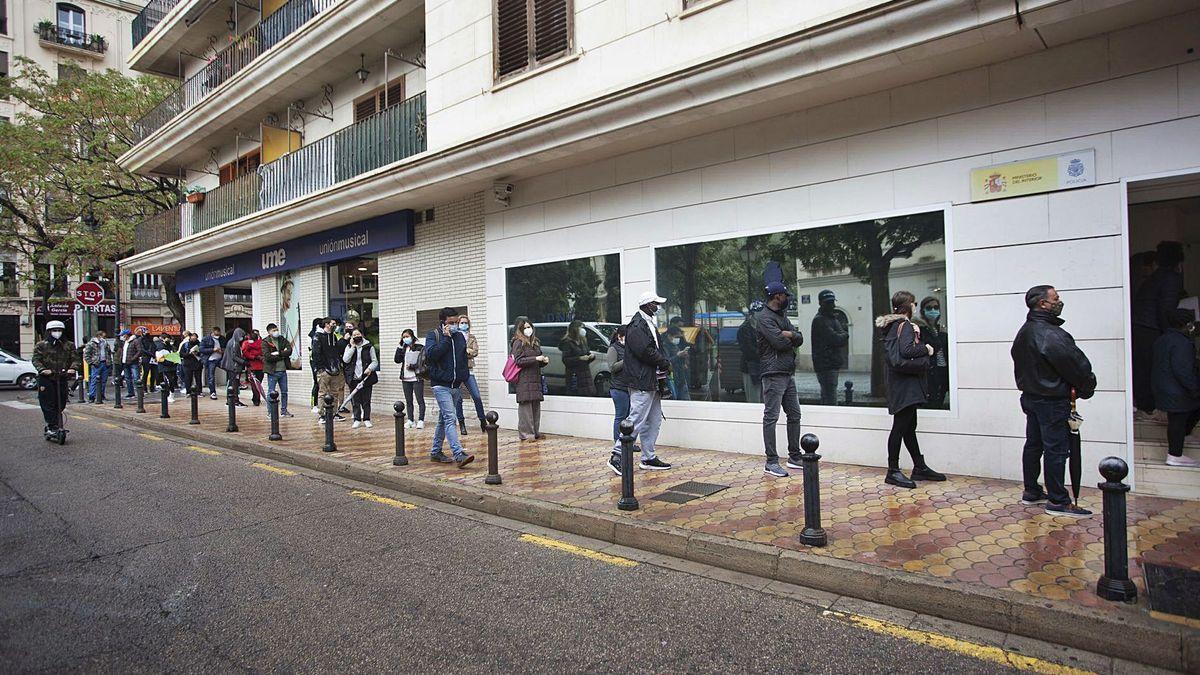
[45, 320, 66, 332]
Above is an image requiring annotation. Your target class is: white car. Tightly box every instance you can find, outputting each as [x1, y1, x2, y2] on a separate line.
[521, 322, 621, 396]
[0, 349, 38, 390]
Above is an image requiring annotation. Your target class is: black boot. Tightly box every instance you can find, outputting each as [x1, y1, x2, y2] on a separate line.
[459, 420, 468, 436]
[884, 469, 916, 489]
[911, 464, 947, 481]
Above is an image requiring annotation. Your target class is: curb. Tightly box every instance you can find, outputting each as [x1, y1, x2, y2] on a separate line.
[85, 406, 1195, 671]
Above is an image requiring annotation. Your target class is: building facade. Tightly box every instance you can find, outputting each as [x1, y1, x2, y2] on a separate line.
[119, 0, 1200, 498]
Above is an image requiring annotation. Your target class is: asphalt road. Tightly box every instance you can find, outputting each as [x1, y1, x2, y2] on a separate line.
[0, 389, 1055, 673]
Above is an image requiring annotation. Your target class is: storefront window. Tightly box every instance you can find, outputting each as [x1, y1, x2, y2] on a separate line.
[328, 256, 380, 347]
[654, 211, 950, 409]
[505, 253, 621, 396]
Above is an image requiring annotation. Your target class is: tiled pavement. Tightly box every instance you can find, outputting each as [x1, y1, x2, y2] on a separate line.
[88, 394, 1199, 618]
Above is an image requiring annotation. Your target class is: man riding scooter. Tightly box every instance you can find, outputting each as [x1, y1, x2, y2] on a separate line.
[33, 320, 80, 442]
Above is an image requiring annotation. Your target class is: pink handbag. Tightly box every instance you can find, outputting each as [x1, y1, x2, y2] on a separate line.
[502, 355, 521, 384]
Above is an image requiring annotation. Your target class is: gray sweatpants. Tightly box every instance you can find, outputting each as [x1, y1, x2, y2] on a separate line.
[762, 374, 802, 462]
[612, 389, 661, 461]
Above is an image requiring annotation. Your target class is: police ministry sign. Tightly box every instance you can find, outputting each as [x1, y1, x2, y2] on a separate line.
[969, 149, 1096, 202]
[175, 210, 413, 292]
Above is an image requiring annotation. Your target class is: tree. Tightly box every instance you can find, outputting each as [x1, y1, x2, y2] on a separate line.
[0, 58, 181, 329]
[655, 239, 746, 323]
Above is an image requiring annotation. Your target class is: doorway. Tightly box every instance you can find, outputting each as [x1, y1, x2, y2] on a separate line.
[328, 256, 380, 347]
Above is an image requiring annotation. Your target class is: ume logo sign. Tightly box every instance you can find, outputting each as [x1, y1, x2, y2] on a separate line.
[261, 248, 286, 270]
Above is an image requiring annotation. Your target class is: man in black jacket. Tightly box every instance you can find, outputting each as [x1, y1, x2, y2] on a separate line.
[1011, 285, 1097, 518]
[608, 291, 673, 474]
[1131, 241, 1185, 419]
[811, 289, 848, 406]
[737, 301, 764, 403]
[758, 282, 804, 477]
[311, 318, 345, 422]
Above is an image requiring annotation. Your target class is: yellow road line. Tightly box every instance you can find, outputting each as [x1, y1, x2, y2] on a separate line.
[252, 462, 297, 476]
[350, 490, 417, 509]
[138, 433, 164, 441]
[188, 445, 222, 456]
[823, 610, 1093, 675]
[70, 414, 90, 421]
[519, 534, 637, 567]
[1150, 610, 1200, 629]
[100, 422, 119, 429]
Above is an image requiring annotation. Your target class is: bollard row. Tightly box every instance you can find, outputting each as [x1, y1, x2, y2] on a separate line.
[268, 390, 282, 441]
[484, 411, 501, 485]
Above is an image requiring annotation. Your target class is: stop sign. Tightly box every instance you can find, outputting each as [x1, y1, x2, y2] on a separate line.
[74, 281, 105, 307]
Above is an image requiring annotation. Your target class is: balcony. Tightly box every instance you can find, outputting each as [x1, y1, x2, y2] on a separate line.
[131, 0, 182, 50]
[133, 203, 192, 253]
[132, 0, 340, 145]
[36, 24, 108, 57]
[129, 286, 163, 301]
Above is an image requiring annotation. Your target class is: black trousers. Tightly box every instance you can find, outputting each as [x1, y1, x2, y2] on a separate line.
[38, 375, 69, 429]
[182, 368, 203, 394]
[887, 404, 924, 470]
[403, 380, 426, 421]
[1020, 393, 1071, 506]
[347, 377, 374, 421]
[1167, 410, 1200, 457]
[1132, 325, 1159, 413]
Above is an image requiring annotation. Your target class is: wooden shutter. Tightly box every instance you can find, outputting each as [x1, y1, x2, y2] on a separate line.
[354, 95, 378, 122]
[382, 78, 404, 110]
[532, 0, 569, 62]
[495, 0, 529, 79]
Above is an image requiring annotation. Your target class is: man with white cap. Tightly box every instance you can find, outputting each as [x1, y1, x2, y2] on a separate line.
[32, 320, 78, 437]
[608, 290, 673, 474]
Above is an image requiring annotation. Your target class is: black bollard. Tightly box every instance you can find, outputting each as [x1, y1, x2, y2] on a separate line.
[392, 401, 408, 466]
[188, 386, 200, 425]
[797, 433, 827, 547]
[617, 420, 639, 511]
[113, 373, 123, 409]
[268, 390, 282, 441]
[135, 380, 146, 413]
[843, 381, 853, 406]
[78, 369, 86, 403]
[226, 387, 239, 432]
[321, 394, 337, 453]
[1096, 457, 1137, 603]
[484, 410, 501, 485]
[159, 383, 170, 418]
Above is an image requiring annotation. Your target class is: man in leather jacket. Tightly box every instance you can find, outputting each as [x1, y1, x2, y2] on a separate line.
[1010, 285, 1097, 518]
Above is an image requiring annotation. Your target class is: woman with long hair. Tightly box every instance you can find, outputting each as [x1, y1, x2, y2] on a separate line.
[606, 325, 630, 443]
[875, 290, 946, 488]
[913, 296, 949, 407]
[511, 316, 549, 440]
[307, 317, 323, 414]
[394, 328, 426, 428]
[560, 318, 596, 396]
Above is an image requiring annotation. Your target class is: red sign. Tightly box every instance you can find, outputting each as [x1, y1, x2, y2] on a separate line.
[33, 300, 115, 316]
[74, 282, 105, 307]
[125, 323, 182, 336]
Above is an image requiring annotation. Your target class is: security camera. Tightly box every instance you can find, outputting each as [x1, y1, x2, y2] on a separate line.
[493, 182, 514, 207]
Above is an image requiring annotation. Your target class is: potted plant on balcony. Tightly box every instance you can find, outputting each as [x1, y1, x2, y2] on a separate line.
[36, 20, 55, 40]
[185, 187, 206, 204]
[90, 34, 106, 50]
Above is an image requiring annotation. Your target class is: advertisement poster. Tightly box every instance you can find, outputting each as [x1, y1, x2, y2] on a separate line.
[279, 271, 301, 370]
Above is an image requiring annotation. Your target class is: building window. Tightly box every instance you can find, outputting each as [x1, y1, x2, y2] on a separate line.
[56, 3, 86, 45]
[33, 263, 68, 297]
[504, 253, 621, 396]
[0, 0, 7, 35]
[0, 50, 8, 83]
[652, 211, 950, 408]
[494, 0, 573, 82]
[218, 149, 260, 185]
[0, 261, 18, 296]
[352, 77, 405, 122]
[130, 273, 161, 300]
[328, 256, 380, 347]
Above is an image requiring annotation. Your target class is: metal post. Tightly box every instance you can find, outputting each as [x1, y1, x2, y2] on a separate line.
[1096, 457, 1137, 603]
[268, 390, 282, 441]
[321, 393, 336, 453]
[226, 387, 239, 432]
[189, 385, 200, 425]
[159, 382, 170, 418]
[798, 433, 827, 547]
[392, 401, 408, 465]
[113, 372, 123, 409]
[618, 420, 639, 511]
[77, 365, 86, 403]
[484, 410, 501, 485]
[135, 379, 146, 413]
[95, 365, 105, 404]
[843, 381, 853, 406]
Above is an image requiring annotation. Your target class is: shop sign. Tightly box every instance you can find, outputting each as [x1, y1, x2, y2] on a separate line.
[969, 149, 1095, 202]
[124, 322, 181, 336]
[175, 209, 415, 292]
[34, 300, 116, 316]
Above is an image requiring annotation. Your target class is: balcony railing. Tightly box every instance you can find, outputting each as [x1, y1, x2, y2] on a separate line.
[131, 0, 181, 49]
[189, 93, 425, 235]
[130, 286, 163, 300]
[132, 0, 341, 144]
[37, 25, 107, 54]
[133, 203, 193, 253]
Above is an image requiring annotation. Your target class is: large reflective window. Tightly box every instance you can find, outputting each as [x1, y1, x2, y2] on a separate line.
[505, 254, 621, 396]
[653, 211, 950, 409]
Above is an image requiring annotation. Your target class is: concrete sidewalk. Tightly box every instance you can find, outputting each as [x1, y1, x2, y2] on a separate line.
[77, 395, 1198, 670]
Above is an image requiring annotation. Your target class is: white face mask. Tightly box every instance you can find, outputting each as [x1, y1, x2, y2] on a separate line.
[523, 327, 534, 337]
[49, 330, 63, 340]
[459, 322, 470, 332]
[270, 331, 280, 338]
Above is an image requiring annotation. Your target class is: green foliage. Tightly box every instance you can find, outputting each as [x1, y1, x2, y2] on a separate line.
[656, 239, 748, 322]
[506, 255, 618, 324]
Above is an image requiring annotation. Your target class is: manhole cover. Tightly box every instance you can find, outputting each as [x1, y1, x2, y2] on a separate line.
[650, 491, 701, 504]
[668, 481, 730, 497]
[1143, 562, 1200, 619]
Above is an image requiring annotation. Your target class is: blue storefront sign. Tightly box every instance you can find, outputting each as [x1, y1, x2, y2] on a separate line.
[175, 210, 415, 292]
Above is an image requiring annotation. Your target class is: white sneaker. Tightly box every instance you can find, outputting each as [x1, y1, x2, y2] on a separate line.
[352, 420, 361, 429]
[364, 420, 373, 428]
[168, 394, 175, 403]
[405, 420, 414, 429]
[1166, 455, 1199, 467]
[311, 405, 321, 415]
[416, 420, 424, 429]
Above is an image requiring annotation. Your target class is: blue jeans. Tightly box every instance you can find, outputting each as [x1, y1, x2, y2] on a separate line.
[267, 371, 289, 412]
[455, 373, 485, 423]
[1020, 393, 1072, 506]
[87, 363, 110, 400]
[611, 387, 630, 442]
[431, 385, 466, 460]
[122, 363, 139, 396]
[204, 359, 220, 395]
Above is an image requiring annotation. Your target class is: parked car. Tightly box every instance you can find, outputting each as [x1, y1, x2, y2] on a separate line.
[518, 322, 620, 396]
[0, 349, 38, 390]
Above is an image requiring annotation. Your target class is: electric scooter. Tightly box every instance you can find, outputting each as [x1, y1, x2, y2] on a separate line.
[43, 369, 74, 445]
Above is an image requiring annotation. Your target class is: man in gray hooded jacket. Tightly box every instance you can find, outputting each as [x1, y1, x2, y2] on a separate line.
[757, 281, 804, 477]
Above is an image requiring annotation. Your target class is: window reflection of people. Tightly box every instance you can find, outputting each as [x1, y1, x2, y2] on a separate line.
[664, 319, 692, 401]
[606, 325, 630, 443]
[811, 289, 848, 406]
[561, 319, 596, 397]
[279, 277, 299, 369]
[914, 296, 949, 408]
[737, 301, 764, 403]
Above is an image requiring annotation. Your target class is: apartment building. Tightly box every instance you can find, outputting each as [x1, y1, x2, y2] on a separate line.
[119, 0, 1200, 498]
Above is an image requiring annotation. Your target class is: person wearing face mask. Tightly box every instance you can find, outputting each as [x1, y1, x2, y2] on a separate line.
[453, 315, 486, 435]
[1012, 285, 1097, 517]
[737, 302, 764, 403]
[757, 282, 805, 478]
[913, 296, 949, 408]
[153, 334, 179, 404]
[342, 328, 379, 429]
[664, 319, 691, 402]
[1151, 309, 1200, 467]
[262, 323, 294, 418]
[311, 318, 346, 422]
[307, 318, 324, 414]
[608, 291, 673, 475]
[561, 319, 597, 398]
[220, 326, 248, 407]
[811, 290, 848, 406]
[425, 308, 475, 467]
[394, 329, 425, 429]
[199, 326, 224, 400]
[83, 331, 111, 404]
[179, 332, 204, 398]
[510, 317, 548, 441]
[1132, 241, 1186, 422]
[32, 320, 79, 437]
[336, 320, 356, 388]
[241, 329, 265, 406]
[606, 325, 631, 444]
[116, 329, 141, 399]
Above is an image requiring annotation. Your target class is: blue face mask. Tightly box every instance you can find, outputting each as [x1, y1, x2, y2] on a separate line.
[924, 308, 941, 322]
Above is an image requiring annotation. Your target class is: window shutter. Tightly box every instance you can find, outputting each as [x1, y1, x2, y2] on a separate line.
[354, 96, 378, 122]
[532, 0, 569, 62]
[383, 78, 404, 109]
[495, 0, 529, 78]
